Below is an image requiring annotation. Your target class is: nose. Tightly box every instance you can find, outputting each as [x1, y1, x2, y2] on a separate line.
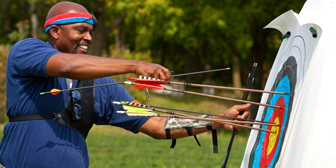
[83, 32, 92, 42]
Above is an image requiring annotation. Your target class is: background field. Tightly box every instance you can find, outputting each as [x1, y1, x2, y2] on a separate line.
[87, 125, 249, 168]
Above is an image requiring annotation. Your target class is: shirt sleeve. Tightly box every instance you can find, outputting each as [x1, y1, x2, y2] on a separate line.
[94, 77, 150, 133]
[10, 38, 60, 78]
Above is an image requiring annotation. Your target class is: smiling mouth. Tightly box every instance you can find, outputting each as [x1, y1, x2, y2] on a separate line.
[71, 42, 90, 54]
[77, 45, 89, 54]
[79, 45, 88, 50]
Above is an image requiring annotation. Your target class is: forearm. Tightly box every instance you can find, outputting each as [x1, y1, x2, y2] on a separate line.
[46, 53, 143, 79]
[139, 116, 213, 140]
[139, 104, 250, 140]
[168, 127, 209, 139]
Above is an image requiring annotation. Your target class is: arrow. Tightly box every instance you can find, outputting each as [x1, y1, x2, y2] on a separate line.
[40, 82, 126, 95]
[114, 101, 280, 127]
[116, 101, 275, 124]
[125, 81, 282, 109]
[171, 67, 231, 77]
[40, 80, 282, 108]
[128, 77, 288, 95]
[116, 108, 276, 133]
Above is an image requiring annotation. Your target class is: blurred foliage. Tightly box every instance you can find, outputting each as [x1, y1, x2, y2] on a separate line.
[0, 44, 10, 123]
[0, 0, 306, 121]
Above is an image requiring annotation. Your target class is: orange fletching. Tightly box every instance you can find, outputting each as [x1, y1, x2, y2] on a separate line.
[131, 100, 141, 104]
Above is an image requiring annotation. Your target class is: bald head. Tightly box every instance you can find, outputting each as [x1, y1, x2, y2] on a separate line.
[46, 1, 89, 21]
[45, 1, 96, 53]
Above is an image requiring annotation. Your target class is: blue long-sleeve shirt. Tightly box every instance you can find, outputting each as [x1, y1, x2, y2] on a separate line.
[0, 38, 149, 168]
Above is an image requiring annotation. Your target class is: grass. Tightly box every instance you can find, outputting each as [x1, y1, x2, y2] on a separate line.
[87, 125, 249, 168]
[87, 92, 251, 168]
[0, 92, 251, 168]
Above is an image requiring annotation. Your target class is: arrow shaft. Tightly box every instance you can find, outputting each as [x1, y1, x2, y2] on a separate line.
[164, 87, 281, 109]
[123, 111, 275, 133]
[129, 82, 281, 109]
[169, 81, 288, 95]
[117, 101, 278, 126]
[155, 108, 278, 126]
[69, 82, 126, 91]
[129, 77, 288, 95]
[171, 68, 231, 77]
[176, 116, 276, 133]
[133, 103, 271, 124]
[40, 82, 125, 95]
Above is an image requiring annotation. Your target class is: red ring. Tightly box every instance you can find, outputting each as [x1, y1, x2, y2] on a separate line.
[259, 97, 285, 168]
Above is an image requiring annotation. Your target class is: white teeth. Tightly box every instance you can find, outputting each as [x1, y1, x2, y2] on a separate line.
[80, 45, 88, 50]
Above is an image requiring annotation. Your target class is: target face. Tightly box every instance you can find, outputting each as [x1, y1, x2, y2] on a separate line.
[249, 57, 297, 168]
[241, 10, 322, 168]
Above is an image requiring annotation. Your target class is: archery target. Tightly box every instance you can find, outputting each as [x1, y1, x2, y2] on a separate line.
[241, 10, 322, 168]
[249, 57, 297, 168]
[245, 25, 320, 168]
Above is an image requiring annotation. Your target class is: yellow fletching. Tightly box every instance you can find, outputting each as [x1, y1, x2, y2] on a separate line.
[50, 88, 61, 95]
[121, 105, 157, 116]
[122, 106, 148, 112]
[125, 111, 158, 117]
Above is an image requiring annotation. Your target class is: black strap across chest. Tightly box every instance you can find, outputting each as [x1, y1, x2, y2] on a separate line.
[8, 80, 95, 139]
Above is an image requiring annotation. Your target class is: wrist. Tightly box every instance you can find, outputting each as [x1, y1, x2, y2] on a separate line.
[134, 61, 149, 74]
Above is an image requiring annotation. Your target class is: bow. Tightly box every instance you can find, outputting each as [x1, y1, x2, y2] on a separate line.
[222, 62, 258, 168]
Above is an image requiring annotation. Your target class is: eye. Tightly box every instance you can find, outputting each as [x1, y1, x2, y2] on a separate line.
[73, 24, 93, 35]
[74, 25, 89, 34]
[77, 28, 86, 34]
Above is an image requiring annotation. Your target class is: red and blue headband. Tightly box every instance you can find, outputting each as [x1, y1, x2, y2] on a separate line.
[44, 12, 97, 34]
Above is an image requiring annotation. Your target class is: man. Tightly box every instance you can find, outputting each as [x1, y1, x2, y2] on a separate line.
[0, 1, 250, 167]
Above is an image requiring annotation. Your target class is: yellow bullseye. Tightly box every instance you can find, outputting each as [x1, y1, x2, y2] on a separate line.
[267, 117, 280, 155]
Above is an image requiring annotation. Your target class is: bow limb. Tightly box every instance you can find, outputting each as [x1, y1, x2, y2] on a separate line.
[221, 62, 258, 168]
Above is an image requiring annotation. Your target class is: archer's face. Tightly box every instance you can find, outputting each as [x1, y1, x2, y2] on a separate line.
[56, 22, 93, 54]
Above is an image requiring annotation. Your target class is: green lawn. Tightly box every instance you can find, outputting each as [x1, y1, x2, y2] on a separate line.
[0, 125, 249, 168]
[0, 93, 251, 167]
[87, 125, 249, 168]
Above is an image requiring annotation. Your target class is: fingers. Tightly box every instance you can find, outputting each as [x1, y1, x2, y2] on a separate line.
[234, 103, 251, 112]
[233, 104, 250, 121]
[240, 111, 249, 119]
[160, 67, 171, 81]
[224, 124, 234, 130]
[136, 62, 171, 80]
[231, 104, 250, 130]
[156, 66, 171, 81]
[214, 104, 250, 130]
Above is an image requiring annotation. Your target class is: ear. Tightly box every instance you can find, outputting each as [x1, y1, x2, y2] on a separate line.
[49, 25, 61, 39]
